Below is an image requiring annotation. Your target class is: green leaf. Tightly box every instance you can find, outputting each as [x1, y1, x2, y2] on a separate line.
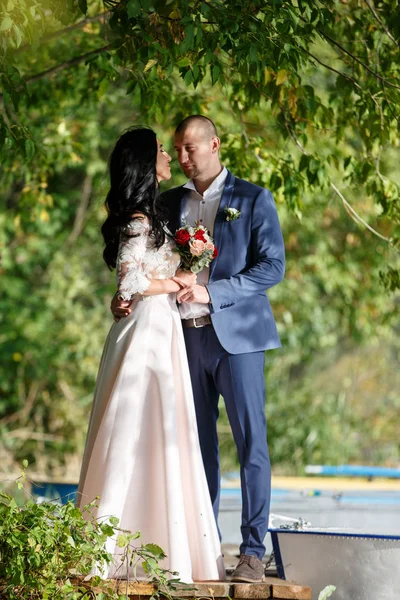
[276, 69, 288, 86]
[144, 543, 165, 559]
[144, 59, 158, 72]
[211, 64, 220, 85]
[249, 45, 258, 63]
[177, 57, 191, 68]
[0, 16, 13, 31]
[142, 557, 158, 573]
[108, 515, 119, 526]
[379, 267, 400, 292]
[126, 79, 136, 94]
[182, 24, 194, 50]
[24, 139, 35, 161]
[318, 586, 336, 600]
[127, 0, 141, 18]
[117, 533, 129, 547]
[12, 24, 23, 48]
[183, 69, 193, 85]
[78, 0, 88, 15]
[299, 154, 309, 172]
[192, 64, 200, 82]
[287, 7, 299, 27]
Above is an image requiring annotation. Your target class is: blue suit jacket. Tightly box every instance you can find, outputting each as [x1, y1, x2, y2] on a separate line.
[161, 170, 285, 355]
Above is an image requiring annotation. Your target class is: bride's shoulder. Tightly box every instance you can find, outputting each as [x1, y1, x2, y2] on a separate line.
[123, 214, 150, 236]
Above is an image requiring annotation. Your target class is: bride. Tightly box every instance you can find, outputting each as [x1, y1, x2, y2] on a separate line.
[77, 127, 224, 582]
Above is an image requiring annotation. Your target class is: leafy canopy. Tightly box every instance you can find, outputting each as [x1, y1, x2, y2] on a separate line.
[1, 0, 399, 290]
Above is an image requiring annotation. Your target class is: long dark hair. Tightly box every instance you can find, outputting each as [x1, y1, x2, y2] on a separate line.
[101, 127, 167, 269]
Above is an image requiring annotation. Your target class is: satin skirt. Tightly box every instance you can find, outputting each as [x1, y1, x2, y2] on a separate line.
[77, 293, 224, 582]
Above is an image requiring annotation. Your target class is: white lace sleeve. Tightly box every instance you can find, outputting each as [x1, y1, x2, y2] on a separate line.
[116, 218, 151, 300]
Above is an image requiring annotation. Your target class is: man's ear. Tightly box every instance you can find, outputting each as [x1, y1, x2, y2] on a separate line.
[211, 136, 221, 154]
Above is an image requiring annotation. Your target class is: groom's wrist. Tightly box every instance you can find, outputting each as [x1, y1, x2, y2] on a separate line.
[204, 284, 212, 304]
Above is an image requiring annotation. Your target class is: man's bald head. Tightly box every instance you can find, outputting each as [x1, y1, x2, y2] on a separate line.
[174, 115, 222, 188]
[175, 115, 218, 139]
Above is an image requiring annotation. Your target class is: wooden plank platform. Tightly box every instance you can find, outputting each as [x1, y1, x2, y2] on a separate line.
[92, 579, 311, 600]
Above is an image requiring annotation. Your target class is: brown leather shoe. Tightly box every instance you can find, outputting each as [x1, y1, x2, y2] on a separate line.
[231, 554, 264, 582]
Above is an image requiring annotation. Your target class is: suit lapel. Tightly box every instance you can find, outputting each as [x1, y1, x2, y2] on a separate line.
[210, 170, 235, 279]
[167, 186, 186, 233]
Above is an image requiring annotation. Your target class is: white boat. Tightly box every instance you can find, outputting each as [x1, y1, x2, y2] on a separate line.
[269, 519, 400, 600]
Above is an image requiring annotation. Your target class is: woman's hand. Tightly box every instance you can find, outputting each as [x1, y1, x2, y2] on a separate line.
[172, 268, 197, 288]
[111, 293, 133, 322]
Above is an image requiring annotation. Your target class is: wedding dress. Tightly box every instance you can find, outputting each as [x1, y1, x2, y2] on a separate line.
[77, 218, 224, 582]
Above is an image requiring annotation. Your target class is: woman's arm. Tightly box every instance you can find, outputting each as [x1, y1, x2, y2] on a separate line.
[117, 217, 195, 300]
[125, 277, 181, 297]
[112, 268, 194, 320]
[117, 217, 182, 299]
[140, 269, 196, 296]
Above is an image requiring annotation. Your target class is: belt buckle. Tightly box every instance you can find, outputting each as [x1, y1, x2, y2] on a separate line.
[193, 317, 202, 328]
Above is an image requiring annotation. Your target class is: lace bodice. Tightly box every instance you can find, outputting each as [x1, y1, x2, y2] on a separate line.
[116, 217, 180, 300]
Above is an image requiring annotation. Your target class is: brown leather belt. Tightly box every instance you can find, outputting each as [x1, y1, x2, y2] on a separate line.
[181, 315, 212, 329]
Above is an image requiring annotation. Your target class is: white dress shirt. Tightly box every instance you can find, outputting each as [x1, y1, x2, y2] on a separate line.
[179, 166, 228, 319]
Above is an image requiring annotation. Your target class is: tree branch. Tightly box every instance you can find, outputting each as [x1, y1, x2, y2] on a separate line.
[67, 175, 93, 244]
[0, 44, 112, 104]
[375, 147, 388, 185]
[14, 12, 111, 56]
[299, 47, 363, 91]
[0, 44, 112, 105]
[319, 30, 400, 90]
[300, 44, 386, 118]
[331, 182, 392, 243]
[26, 45, 112, 85]
[381, 80, 400, 123]
[240, 113, 263, 164]
[3, 430, 65, 442]
[364, 0, 399, 47]
[280, 104, 310, 155]
[0, 380, 43, 426]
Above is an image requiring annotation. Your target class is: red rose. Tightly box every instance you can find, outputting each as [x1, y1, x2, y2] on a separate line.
[212, 246, 218, 259]
[175, 229, 191, 245]
[194, 230, 207, 243]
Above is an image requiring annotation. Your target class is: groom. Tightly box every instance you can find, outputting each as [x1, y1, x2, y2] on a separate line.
[112, 115, 285, 582]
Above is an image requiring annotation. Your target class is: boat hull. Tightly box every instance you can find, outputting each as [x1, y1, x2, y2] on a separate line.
[270, 528, 400, 600]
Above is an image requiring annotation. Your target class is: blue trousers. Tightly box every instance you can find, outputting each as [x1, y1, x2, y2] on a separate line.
[183, 324, 271, 559]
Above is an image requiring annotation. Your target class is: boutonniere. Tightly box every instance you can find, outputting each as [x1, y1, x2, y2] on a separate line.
[224, 207, 241, 221]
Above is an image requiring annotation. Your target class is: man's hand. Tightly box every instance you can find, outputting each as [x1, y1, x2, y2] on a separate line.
[176, 284, 211, 304]
[110, 294, 133, 322]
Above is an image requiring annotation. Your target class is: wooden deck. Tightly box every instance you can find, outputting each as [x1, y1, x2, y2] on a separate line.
[92, 579, 311, 600]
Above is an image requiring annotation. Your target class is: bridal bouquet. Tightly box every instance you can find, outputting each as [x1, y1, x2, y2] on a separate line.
[174, 222, 218, 274]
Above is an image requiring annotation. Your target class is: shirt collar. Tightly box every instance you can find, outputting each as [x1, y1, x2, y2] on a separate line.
[183, 166, 228, 197]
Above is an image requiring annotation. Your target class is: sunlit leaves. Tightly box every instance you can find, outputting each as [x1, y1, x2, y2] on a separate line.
[0, 489, 178, 599]
[380, 266, 400, 292]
